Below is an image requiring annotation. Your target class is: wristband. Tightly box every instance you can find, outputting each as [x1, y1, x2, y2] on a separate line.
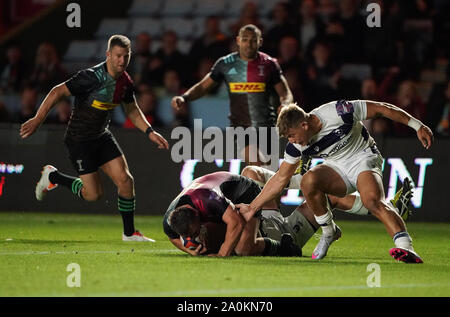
[407, 118, 422, 132]
[145, 126, 154, 135]
[181, 94, 190, 102]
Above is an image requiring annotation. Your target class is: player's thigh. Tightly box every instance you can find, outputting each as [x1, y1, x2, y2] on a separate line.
[301, 164, 347, 197]
[356, 171, 385, 210]
[100, 155, 133, 187]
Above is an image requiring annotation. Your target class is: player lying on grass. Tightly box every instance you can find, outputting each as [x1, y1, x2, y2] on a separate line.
[237, 100, 433, 263]
[163, 168, 414, 257]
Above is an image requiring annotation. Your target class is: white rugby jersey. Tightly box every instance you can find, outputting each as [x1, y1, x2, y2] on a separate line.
[283, 100, 378, 164]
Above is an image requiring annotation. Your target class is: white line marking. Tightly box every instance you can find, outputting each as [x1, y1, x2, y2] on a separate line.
[0, 249, 179, 256]
[89, 283, 450, 297]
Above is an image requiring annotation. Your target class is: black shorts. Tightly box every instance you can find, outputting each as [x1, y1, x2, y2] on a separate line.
[64, 131, 123, 175]
[233, 127, 275, 158]
[219, 175, 261, 204]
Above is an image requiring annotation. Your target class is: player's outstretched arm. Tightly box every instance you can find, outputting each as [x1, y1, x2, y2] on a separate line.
[365, 100, 434, 149]
[123, 98, 169, 149]
[213, 205, 246, 257]
[20, 83, 71, 139]
[237, 161, 297, 222]
[171, 73, 217, 110]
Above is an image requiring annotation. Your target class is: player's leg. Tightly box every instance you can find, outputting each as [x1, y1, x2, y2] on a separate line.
[36, 137, 105, 202]
[356, 171, 422, 263]
[329, 177, 414, 219]
[300, 164, 347, 259]
[100, 155, 150, 241]
[240, 165, 279, 209]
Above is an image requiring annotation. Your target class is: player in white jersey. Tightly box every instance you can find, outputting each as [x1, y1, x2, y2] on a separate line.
[237, 100, 434, 263]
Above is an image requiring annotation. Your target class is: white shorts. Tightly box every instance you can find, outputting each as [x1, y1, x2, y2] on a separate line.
[322, 148, 384, 195]
[260, 209, 316, 248]
[256, 167, 303, 190]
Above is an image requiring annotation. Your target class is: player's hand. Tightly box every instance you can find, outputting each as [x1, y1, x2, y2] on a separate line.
[171, 96, 186, 110]
[187, 243, 206, 256]
[236, 203, 253, 222]
[417, 125, 434, 149]
[148, 131, 169, 149]
[19, 117, 41, 139]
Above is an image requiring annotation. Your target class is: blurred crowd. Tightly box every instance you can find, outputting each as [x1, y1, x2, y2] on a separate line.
[0, 0, 449, 137]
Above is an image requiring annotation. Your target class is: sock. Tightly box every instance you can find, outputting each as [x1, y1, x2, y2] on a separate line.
[342, 195, 370, 216]
[314, 209, 336, 236]
[49, 171, 83, 199]
[262, 237, 281, 256]
[118, 196, 136, 236]
[393, 231, 414, 251]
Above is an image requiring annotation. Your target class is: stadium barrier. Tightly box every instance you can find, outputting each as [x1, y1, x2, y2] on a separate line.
[1, 123, 448, 222]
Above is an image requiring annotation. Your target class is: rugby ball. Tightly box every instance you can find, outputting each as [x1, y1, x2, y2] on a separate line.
[180, 236, 202, 250]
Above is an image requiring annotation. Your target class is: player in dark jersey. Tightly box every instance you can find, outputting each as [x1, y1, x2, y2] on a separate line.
[171, 24, 293, 165]
[20, 35, 169, 241]
[163, 171, 301, 257]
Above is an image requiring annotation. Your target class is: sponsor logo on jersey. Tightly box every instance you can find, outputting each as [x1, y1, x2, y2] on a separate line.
[91, 99, 119, 111]
[229, 82, 266, 93]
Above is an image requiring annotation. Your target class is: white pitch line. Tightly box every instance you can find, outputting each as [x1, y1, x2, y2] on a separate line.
[0, 249, 179, 256]
[89, 283, 450, 297]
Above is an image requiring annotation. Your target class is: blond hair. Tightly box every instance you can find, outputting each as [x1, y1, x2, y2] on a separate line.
[276, 103, 307, 138]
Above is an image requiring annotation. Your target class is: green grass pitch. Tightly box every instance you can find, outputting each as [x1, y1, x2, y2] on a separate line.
[0, 212, 449, 297]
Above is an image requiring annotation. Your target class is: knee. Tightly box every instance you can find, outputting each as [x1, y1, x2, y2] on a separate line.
[82, 189, 103, 202]
[300, 170, 319, 194]
[116, 172, 134, 189]
[241, 166, 264, 183]
[234, 244, 253, 256]
[361, 194, 384, 215]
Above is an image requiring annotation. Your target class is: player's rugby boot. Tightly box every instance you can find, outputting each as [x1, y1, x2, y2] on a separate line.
[390, 177, 414, 221]
[389, 247, 423, 263]
[311, 225, 342, 260]
[122, 230, 155, 242]
[35, 165, 58, 201]
[289, 156, 313, 189]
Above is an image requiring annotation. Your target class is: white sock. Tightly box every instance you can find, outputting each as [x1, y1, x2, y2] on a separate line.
[393, 231, 414, 251]
[314, 209, 336, 236]
[342, 195, 370, 216]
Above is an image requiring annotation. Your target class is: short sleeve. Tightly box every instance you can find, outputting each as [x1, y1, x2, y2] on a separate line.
[65, 69, 99, 96]
[122, 83, 136, 104]
[351, 100, 367, 121]
[268, 58, 282, 86]
[209, 57, 225, 83]
[283, 143, 302, 165]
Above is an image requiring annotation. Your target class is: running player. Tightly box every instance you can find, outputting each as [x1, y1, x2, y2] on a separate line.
[20, 35, 169, 241]
[171, 24, 293, 165]
[237, 100, 433, 263]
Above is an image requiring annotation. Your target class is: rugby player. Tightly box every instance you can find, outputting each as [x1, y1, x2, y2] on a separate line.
[237, 100, 433, 263]
[171, 24, 293, 166]
[163, 169, 413, 257]
[20, 35, 169, 241]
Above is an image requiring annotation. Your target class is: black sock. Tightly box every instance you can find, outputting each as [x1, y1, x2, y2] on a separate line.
[262, 237, 281, 256]
[49, 171, 83, 199]
[118, 196, 135, 236]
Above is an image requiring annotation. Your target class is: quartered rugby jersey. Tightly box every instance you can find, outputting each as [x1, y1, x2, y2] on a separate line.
[163, 172, 257, 239]
[64, 62, 135, 141]
[209, 51, 283, 128]
[163, 172, 233, 239]
[284, 100, 378, 164]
